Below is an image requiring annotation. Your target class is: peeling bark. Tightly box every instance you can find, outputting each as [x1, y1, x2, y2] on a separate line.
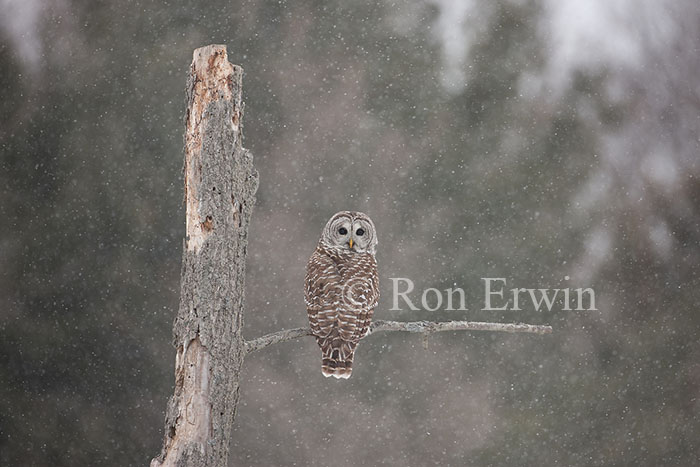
[152, 44, 258, 467]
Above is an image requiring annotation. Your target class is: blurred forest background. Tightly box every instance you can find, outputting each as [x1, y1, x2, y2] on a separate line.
[2, 0, 699, 465]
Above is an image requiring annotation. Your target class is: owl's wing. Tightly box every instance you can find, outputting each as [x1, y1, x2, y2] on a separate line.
[305, 247, 341, 339]
[341, 253, 380, 343]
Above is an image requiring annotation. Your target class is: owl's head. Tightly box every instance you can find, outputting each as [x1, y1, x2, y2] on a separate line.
[320, 211, 378, 255]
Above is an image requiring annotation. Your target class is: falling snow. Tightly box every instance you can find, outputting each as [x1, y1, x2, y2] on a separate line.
[1, 1, 699, 466]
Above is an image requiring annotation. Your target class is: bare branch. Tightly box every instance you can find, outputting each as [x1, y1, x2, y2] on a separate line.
[245, 328, 314, 354]
[244, 319, 552, 354]
[371, 319, 553, 334]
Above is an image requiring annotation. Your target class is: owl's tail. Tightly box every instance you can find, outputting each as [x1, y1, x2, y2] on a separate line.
[319, 339, 356, 379]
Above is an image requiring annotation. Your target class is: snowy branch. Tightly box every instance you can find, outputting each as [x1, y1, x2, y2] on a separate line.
[244, 319, 552, 354]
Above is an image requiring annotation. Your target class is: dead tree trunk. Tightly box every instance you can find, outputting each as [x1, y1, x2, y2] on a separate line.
[151, 44, 258, 467]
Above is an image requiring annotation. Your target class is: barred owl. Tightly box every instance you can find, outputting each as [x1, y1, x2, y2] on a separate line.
[305, 211, 379, 379]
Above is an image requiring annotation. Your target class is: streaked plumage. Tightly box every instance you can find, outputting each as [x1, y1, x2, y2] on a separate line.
[305, 211, 379, 379]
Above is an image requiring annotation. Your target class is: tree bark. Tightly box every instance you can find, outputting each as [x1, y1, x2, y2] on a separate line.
[151, 44, 258, 467]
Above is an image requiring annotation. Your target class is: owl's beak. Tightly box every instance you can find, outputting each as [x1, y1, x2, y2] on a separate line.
[348, 238, 354, 249]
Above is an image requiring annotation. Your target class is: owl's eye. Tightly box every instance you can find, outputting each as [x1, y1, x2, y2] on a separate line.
[338, 227, 348, 235]
[356, 228, 365, 236]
